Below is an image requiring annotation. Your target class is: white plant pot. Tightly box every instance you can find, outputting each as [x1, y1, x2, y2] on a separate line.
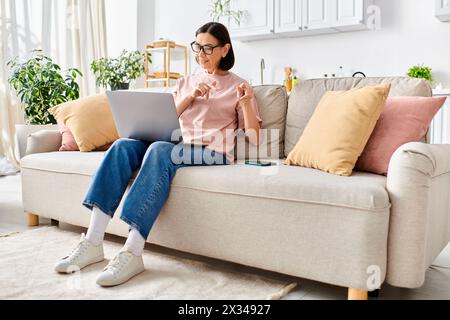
[15, 124, 59, 159]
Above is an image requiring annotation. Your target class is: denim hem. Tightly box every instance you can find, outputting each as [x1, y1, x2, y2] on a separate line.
[120, 215, 148, 240]
[82, 200, 115, 218]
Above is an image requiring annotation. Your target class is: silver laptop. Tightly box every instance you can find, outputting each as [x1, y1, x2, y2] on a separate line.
[106, 90, 181, 143]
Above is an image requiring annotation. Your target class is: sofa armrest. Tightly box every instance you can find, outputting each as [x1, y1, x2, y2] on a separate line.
[24, 130, 62, 156]
[386, 142, 450, 288]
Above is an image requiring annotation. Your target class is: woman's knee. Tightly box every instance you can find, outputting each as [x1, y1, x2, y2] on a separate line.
[145, 141, 175, 159]
[112, 138, 144, 150]
[107, 139, 149, 161]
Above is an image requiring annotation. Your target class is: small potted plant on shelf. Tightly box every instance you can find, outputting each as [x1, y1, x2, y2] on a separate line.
[407, 64, 433, 83]
[91, 50, 148, 91]
[7, 49, 82, 158]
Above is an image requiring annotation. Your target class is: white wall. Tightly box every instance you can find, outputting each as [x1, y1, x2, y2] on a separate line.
[153, 0, 450, 88]
[105, 0, 155, 56]
[137, 0, 155, 52]
[105, 0, 138, 57]
[105, 0, 155, 87]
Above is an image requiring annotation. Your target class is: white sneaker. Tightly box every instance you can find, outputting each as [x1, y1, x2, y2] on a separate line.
[96, 250, 145, 287]
[54, 233, 104, 274]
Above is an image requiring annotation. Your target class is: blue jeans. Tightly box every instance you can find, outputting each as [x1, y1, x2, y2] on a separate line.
[82, 138, 229, 239]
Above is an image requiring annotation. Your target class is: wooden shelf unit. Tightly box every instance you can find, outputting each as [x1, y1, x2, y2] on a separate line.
[145, 42, 188, 88]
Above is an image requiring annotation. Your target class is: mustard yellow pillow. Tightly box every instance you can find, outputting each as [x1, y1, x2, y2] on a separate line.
[284, 84, 391, 176]
[49, 94, 119, 152]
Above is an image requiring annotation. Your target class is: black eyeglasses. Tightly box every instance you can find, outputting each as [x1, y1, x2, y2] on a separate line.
[190, 41, 223, 55]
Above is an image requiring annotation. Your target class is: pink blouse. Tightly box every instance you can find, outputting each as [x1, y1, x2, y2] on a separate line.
[172, 71, 262, 162]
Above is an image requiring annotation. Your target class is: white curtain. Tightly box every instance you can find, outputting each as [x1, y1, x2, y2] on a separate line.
[0, 0, 36, 173]
[0, 0, 108, 174]
[66, 0, 108, 97]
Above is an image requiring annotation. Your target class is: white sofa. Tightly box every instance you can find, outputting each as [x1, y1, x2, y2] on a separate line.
[20, 77, 450, 299]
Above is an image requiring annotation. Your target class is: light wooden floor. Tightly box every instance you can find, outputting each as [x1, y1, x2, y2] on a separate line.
[2, 173, 450, 300]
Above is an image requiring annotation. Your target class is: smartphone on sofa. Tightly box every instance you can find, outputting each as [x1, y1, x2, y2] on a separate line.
[244, 160, 276, 167]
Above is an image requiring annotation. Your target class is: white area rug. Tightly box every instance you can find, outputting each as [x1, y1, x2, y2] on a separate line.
[0, 227, 297, 300]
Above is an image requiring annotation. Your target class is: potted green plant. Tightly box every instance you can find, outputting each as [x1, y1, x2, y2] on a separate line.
[209, 0, 244, 26]
[407, 64, 433, 83]
[7, 49, 82, 158]
[91, 50, 147, 91]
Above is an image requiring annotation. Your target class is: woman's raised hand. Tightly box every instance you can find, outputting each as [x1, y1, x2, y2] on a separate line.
[236, 82, 254, 105]
[191, 81, 217, 100]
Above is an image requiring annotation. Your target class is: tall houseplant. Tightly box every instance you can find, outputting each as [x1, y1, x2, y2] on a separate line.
[7, 50, 83, 158]
[7, 50, 82, 125]
[91, 50, 147, 91]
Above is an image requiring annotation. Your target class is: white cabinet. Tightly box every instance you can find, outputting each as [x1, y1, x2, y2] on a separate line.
[331, 0, 374, 30]
[230, 0, 375, 42]
[436, 0, 450, 22]
[274, 0, 302, 34]
[229, 0, 275, 41]
[332, 0, 364, 30]
[274, 0, 336, 36]
[302, 0, 334, 32]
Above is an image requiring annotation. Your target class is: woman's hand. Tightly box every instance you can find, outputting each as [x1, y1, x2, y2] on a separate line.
[236, 82, 254, 106]
[176, 80, 217, 117]
[236, 82, 261, 145]
[191, 81, 217, 100]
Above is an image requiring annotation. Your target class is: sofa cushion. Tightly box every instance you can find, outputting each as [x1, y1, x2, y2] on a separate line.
[58, 123, 79, 151]
[285, 77, 432, 156]
[49, 94, 119, 152]
[236, 85, 288, 160]
[25, 130, 62, 156]
[356, 96, 446, 175]
[20, 151, 109, 179]
[285, 84, 390, 176]
[20, 152, 390, 212]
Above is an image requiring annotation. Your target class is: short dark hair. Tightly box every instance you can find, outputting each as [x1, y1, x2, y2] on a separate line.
[195, 22, 235, 71]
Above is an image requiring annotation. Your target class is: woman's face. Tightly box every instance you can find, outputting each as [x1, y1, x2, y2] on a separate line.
[194, 32, 230, 73]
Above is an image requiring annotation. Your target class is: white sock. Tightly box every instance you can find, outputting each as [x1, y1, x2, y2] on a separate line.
[124, 228, 146, 256]
[85, 206, 111, 246]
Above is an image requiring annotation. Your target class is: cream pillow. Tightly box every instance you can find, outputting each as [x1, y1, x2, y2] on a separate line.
[25, 130, 62, 155]
[284, 84, 391, 176]
[49, 94, 119, 152]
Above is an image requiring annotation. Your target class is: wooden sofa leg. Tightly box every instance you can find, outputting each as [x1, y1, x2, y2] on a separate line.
[348, 288, 368, 300]
[27, 213, 39, 226]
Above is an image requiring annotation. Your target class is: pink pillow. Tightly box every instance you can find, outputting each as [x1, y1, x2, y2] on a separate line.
[58, 123, 79, 151]
[58, 123, 114, 152]
[355, 96, 446, 175]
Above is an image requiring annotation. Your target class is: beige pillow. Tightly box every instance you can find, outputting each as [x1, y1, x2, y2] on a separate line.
[49, 94, 119, 152]
[25, 130, 62, 155]
[236, 85, 288, 160]
[284, 84, 391, 176]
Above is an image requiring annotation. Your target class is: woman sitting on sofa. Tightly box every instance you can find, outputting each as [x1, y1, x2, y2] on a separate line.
[54, 22, 262, 287]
